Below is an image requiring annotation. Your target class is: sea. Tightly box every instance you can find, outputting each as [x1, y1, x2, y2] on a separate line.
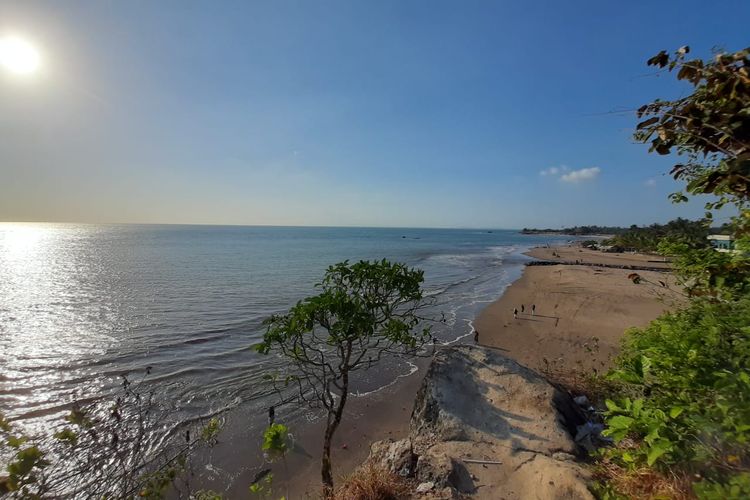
[0, 224, 572, 458]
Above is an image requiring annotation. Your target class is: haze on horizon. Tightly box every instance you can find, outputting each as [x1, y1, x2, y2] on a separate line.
[1, 0, 748, 229]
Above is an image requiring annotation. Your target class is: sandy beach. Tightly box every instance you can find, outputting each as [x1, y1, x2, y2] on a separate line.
[475, 246, 678, 374]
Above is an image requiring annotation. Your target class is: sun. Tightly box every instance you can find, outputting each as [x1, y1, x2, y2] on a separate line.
[0, 35, 41, 75]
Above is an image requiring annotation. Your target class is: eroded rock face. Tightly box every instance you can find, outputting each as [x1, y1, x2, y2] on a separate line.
[415, 449, 474, 494]
[367, 438, 416, 477]
[367, 345, 594, 499]
[410, 346, 584, 456]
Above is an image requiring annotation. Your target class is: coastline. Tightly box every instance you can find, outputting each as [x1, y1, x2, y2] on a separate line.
[263, 244, 678, 496]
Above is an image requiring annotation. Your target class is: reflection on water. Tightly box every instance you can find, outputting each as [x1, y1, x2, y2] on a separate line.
[0, 223, 570, 443]
[0, 224, 114, 432]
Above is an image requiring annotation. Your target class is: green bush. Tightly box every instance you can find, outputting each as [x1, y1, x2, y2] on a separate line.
[601, 298, 750, 493]
[262, 424, 289, 461]
[694, 472, 750, 499]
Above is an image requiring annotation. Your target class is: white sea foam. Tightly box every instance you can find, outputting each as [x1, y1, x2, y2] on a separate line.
[350, 360, 419, 397]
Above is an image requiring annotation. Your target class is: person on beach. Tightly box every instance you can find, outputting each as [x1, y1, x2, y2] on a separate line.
[513, 307, 518, 319]
[532, 304, 536, 316]
[474, 329, 479, 343]
[521, 304, 525, 313]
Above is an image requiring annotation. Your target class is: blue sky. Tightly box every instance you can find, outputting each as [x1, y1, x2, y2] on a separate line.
[0, 0, 747, 228]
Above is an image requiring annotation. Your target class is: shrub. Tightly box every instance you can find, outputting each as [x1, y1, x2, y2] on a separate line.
[601, 298, 750, 494]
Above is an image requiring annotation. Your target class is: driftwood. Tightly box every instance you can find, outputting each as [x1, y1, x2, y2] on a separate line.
[461, 459, 503, 465]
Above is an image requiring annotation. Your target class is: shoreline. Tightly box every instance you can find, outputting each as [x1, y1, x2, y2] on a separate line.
[248, 244, 677, 496]
[196, 245, 536, 498]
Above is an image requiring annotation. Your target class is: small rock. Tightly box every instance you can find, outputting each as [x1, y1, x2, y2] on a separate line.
[552, 452, 577, 462]
[416, 481, 435, 493]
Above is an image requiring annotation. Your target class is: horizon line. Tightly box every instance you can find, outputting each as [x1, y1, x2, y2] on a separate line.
[0, 220, 529, 231]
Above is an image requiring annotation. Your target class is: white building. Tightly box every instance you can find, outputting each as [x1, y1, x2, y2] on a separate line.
[707, 234, 735, 253]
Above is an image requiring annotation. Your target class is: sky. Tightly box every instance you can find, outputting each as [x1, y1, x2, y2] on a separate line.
[0, 0, 748, 229]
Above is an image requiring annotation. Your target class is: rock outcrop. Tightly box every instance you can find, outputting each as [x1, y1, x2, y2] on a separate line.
[365, 345, 594, 499]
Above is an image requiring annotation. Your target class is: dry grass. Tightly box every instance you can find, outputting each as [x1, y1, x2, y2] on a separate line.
[331, 464, 413, 500]
[540, 363, 617, 406]
[592, 457, 696, 499]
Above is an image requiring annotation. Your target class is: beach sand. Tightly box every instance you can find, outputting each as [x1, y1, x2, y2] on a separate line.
[474, 246, 679, 374]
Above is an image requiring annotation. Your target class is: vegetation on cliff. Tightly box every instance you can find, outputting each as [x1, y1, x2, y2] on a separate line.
[596, 46, 750, 499]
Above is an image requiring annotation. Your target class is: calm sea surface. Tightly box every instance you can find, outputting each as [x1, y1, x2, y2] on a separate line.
[0, 224, 571, 442]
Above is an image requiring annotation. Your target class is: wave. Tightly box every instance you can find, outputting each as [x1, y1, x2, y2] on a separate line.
[350, 360, 419, 397]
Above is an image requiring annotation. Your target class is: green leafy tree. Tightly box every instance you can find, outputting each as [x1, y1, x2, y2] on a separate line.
[634, 45, 750, 221]
[255, 259, 433, 494]
[606, 217, 710, 252]
[632, 46, 750, 304]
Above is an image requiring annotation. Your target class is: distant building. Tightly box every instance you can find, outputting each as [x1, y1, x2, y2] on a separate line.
[707, 235, 735, 253]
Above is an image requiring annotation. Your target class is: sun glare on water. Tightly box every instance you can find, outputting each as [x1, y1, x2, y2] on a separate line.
[0, 35, 41, 75]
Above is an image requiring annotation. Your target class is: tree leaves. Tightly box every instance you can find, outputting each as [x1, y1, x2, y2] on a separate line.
[647, 50, 669, 68]
[635, 46, 750, 211]
[636, 117, 659, 129]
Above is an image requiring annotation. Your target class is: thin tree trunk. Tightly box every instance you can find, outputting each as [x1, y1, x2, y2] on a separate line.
[321, 369, 349, 496]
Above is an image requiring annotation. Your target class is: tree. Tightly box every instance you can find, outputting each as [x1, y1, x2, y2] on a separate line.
[634, 46, 750, 223]
[255, 259, 433, 494]
[635, 46, 750, 298]
[606, 217, 711, 253]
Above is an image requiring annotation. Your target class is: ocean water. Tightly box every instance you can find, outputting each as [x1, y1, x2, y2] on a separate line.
[0, 223, 571, 443]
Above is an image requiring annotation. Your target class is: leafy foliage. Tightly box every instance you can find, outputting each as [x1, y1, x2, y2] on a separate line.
[255, 259, 433, 492]
[248, 472, 283, 499]
[634, 46, 750, 223]
[201, 417, 223, 445]
[658, 238, 750, 300]
[694, 472, 750, 499]
[261, 424, 289, 462]
[603, 299, 750, 467]
[605, 217, 710, 253]
[595, 45, 750, 499]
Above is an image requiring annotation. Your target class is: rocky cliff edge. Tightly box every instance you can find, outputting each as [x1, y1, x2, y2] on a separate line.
[365, 345, 594, 499]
